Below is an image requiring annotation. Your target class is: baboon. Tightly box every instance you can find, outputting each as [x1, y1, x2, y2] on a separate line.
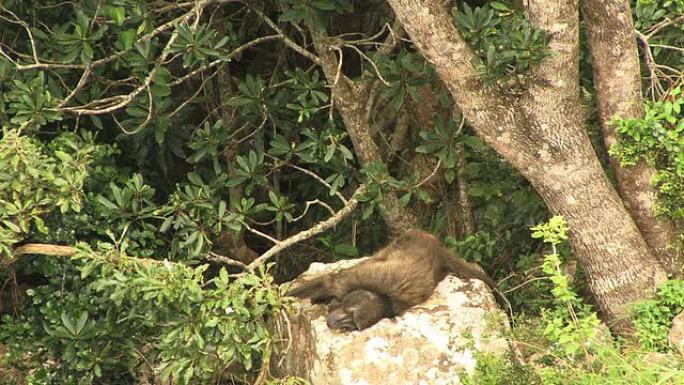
[288, 229, 506, 331]
[324, 289, 390, 331]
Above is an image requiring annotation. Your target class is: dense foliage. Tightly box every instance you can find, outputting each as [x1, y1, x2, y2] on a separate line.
[0, 0, 682, 384]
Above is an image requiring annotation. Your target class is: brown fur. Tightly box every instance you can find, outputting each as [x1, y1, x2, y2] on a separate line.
[288, 229, 504, 330]
[325, 289, 390, 331]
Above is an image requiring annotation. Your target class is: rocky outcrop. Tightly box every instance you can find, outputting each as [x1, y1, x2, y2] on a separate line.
[669, 310, 684, 355]
[270, 259, 512, 385]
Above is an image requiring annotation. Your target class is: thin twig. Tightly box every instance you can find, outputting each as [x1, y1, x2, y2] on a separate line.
[413, 159, 442, 189]
[502, 276, 552, 294]
[59, 66, 92, 108]
[247, 185, 364, 270]
[265, 154, 348, 204]
[241, 221, 280, 244]
[12, 1, 212, 72]
[0, 5, 40, 64]
[291, 199, 337, 222]
[329, 46, 344, 120]
[62, 0, 211, 115]
[636, 30, 666, 98]
[169, 35, 282, 86]
[645, 15, 684, 38]
[343, 43, 390, 86]
[206, 251, 248, 269]
[247, 4, 322, 65]
[169, 69, 220, 118]
[120, 85, 154, 135]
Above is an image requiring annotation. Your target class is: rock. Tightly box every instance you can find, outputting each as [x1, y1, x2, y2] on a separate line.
[270, 259, 512, 385]
[669, 310, 684, 355]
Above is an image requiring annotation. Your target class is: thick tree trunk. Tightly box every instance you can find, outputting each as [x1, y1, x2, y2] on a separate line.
[524, 121, 667, 327]
[582, 0, 681, 275]
[387, 0, 667, 328]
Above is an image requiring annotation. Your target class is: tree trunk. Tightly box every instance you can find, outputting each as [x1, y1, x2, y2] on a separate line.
[581, 0, 682, 275]
[387, 0, 667, 328]
[311, 33, 419, 234]
[213, 64, 258, 264]
[524, 122, 667, 328]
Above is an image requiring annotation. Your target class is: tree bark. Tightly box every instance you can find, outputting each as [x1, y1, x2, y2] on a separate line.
[311, 34, 420, 234]
[387, 0, 667, 329]
[581, 0, 682, 275]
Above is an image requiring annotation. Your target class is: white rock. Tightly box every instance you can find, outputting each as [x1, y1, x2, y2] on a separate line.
[271, 259, 512, 384]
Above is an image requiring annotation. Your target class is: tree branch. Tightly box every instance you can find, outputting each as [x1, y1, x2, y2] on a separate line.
[246, 185, 365, 270]
[246, 4, 322, 66]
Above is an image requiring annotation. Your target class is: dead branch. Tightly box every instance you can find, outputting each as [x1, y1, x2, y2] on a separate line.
[13, 244, 78, 258]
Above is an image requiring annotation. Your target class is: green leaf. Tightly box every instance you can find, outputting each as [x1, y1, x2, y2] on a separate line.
[109, 6, 126, 26]
[415, 142, 442, 154]
[97, 195, 118, 210]
[75, 311, 88, 335]
[61, 313, 76, 335]
[81, 261, 96, 279]
[334, 243, 358, 256]
[81, 42, 94, 63]
[398, 192, 412, 207]
[228, 96, 253, 106]
[490, 2, 511, 11]
[34, 217, 48, 234]
[160, 216, 173, 232]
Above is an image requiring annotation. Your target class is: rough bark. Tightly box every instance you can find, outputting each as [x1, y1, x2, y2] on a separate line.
[405, 85, 468, 238]
[454, 143, 476, 236]
[581, 0, 682, 275]
[311, 34, 419, 234]
[387, 0, 667, 329]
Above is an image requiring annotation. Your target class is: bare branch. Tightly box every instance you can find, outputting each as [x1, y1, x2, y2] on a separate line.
[242, 221, 280, 244]
[413, 159, 442, 189]
[645, 15, 684, 38]
[13, 244, 77, 258]
[265, 154, 348, 204]
[291, 199, 337, 222]
[343, 43, 390, 86]
[247, 185, 365, 270]
[636, 30, 666, 98]
[59, 66, 92, 108]
[9, 243, 170, 269]
[207, 251, 249, 269]
[119, 85, 154, 135]
[246, 4, 322, 65]
[169, 34, 282, 86]
[329, 45, 344, 120]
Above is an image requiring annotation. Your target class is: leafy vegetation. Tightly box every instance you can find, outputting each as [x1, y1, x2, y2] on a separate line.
[468, 217, 684, 385]
[452, 1, 549, 86]
[611, 88, 684, 220]
[0, 0, 681, 384]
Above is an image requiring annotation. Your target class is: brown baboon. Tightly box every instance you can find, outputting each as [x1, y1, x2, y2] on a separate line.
[288, 229, 505, 331]
[324, 289, 390, 331]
